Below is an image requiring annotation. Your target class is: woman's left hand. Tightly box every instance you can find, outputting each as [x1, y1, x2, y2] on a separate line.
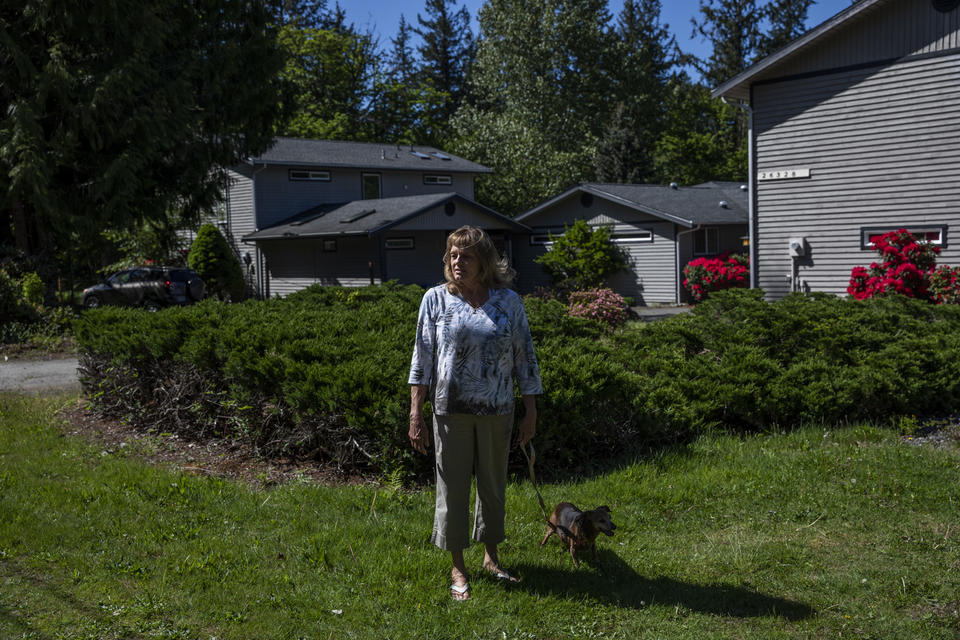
[516, 395, 537, 448]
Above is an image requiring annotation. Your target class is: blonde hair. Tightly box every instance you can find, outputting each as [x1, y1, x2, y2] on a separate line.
[442, 226, 515, 294]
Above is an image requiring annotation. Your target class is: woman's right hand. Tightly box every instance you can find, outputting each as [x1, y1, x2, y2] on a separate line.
[409, 384, 430, 454]
[409, 412, 429, 454]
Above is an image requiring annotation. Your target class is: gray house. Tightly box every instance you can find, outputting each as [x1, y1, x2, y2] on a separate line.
[514, 182, 748, 304]
[222, 137, 528, 297]
[713, 0, 960, 299]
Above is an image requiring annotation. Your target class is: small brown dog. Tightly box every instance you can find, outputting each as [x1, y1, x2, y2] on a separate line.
[540, 502, 616, 567]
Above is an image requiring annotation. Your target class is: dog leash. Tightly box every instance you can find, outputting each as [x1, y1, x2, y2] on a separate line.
[520, 442, 576, 541]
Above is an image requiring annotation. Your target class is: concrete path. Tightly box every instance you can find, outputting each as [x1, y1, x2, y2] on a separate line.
[0, 356, 81, 393]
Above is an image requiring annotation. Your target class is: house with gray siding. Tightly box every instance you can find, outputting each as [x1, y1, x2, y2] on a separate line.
[221, 138, 527, 297]
[514, 182, 748, 304]
[713, 0, 960, 300]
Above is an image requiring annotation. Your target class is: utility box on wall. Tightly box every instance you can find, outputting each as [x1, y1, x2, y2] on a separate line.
[788, 237, 807, 257]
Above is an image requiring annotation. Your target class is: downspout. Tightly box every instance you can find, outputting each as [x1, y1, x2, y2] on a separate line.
[676, 223, 702, 304]
[251, 162, 268, 298]
[723, 96, 756, 290]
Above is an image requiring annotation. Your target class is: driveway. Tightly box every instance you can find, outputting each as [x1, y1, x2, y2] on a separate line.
[0, 356, 81, 393]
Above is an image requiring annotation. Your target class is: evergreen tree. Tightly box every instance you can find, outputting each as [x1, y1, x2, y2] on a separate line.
[415, 0, 475, 122]
[596, 0, 674, 183]
[755, 0, 815, 59]
[388, 15, 418, 84]
[274, 0, 330, 28]
[371, 15, 448, 144]
[534, 219, 628, 292]
[595, 102, 645, 184]
[188, 224, 244, 301]
[691, 0, 761, 88]
[0, 0, 283, 278]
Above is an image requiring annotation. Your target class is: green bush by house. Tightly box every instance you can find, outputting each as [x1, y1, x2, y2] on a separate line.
[188, 223, 244, 301]
[74, 286, 960, 480]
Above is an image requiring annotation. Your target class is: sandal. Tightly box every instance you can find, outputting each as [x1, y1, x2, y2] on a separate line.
[450, 581, 471, 601]
[484, 565, 520, 583]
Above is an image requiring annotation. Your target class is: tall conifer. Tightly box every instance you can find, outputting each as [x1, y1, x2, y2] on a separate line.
[415, 0, 475, 120]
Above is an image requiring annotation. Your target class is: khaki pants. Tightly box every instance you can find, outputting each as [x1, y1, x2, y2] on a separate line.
[430, 412, 513, 551]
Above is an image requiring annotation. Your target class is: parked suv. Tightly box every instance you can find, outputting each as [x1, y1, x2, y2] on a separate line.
[82, 267, 205, 311]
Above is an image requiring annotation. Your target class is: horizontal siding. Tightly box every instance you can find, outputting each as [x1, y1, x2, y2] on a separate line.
[254, 167, 481, 230]
[512, 241, 552, 294]
[390, 201, 513, 230]
[754, 51, 960, 300]
[226, 168, 256, 244]
[380, 172, 475, 199]
[612, 222, 677, 304]
[255, 167, 362, 229]
[517, 199, 683, 304]
[384, 231, 447, 287]
[261, 237, 381, 298]
[771, 1, 960, 80]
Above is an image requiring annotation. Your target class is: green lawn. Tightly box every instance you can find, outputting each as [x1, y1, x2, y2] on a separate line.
[1, 392, 958, 639]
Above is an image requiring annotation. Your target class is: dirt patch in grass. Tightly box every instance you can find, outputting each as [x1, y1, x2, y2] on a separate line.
[59, 402, 371, 489]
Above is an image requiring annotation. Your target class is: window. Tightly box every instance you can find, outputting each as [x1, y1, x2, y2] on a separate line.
[861, 225, 947, 249]
[693, 227, 719, 255]
[385, 237, 414, 250]
[215, 200, 227, 225]
[612, 230, 653, 244]
[530, 226, 567, 245]
[424, 174, 452, 185]
[289, 169, 330, 181]
[362, 173, 381, 199]
[322, 239, 337, 252]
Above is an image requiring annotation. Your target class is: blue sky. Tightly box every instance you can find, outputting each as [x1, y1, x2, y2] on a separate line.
[342, 0, 851, 79]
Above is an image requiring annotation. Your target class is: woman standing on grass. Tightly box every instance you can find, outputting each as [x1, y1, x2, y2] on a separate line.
[408, 225, 542, 601]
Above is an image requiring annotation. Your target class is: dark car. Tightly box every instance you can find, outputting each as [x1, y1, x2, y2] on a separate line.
[82, 267, 205, 311]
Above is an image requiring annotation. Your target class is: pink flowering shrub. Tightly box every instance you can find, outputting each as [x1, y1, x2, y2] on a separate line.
[567, 288, 628, 329]
[682, 252, 749, 302]
[847, 229, 940, 301]
[929, 265, 960, 305]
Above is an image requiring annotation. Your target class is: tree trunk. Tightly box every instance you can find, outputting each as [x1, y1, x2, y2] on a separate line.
[11, 199, 32, 255]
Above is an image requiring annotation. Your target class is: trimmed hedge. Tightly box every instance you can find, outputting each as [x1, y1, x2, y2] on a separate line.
[74, 285, 960, 480]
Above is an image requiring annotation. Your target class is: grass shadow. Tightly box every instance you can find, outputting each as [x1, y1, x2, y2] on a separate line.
[510, 549, 814, 620]
[0, 557, 90, 639]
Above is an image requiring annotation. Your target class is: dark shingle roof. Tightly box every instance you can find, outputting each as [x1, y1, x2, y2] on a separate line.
[247, 137, 492, 174]
[517, 182, 749, 227]
[243, 193, 527, 241]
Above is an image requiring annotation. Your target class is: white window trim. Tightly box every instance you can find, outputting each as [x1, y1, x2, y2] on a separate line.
[529, 226, 567, 246]
[289, 169, 330, 181]
[612, 230, 653, 244]
[385, 237, 414, 250]
[423, 174, 452, 185]
[861, 225, 947, 249]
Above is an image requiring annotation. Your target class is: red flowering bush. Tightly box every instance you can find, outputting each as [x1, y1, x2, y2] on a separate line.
[929, 265, 960, 304]
[567, 288, 628, 329]
[683, 252, 749, 302]
[847, 229, 940, 301]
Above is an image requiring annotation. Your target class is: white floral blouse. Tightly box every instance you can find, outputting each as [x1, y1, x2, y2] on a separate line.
[408, 285, 543, 416]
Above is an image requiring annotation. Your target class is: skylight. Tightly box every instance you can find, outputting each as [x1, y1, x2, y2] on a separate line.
[340, 209, 376, 223]
[410, 151, 432, 160]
